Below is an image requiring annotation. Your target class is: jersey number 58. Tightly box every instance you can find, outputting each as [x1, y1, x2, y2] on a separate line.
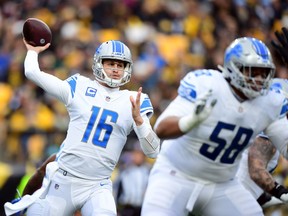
[199, 121, 253, 164]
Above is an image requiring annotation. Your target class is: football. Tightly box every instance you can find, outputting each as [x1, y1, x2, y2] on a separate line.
[22, 18, 52, 47]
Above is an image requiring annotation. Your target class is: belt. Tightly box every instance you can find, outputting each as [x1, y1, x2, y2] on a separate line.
[58, 168, 74, 177]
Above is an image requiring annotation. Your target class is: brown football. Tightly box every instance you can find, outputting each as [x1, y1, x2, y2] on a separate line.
[22, 18, 52, 47]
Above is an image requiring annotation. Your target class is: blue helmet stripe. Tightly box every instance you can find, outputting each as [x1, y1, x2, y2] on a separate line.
[112, 41, 124, 54]
[250, 38, 268, 60]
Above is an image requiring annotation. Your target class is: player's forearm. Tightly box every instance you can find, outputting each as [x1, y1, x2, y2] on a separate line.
[22, 171, 44, 196]
[23, 154, 56, 195]
[248, 137, 276, 192]
[249, 165, 275, 192]
[134, 117, 160, 158]
[154, 116, 184, 139]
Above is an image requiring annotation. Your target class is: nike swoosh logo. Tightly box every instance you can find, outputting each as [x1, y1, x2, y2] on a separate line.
[100, 182, 108, 186]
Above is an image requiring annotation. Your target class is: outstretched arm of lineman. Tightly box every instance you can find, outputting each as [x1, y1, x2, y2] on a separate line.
[154, 89, 217, 139]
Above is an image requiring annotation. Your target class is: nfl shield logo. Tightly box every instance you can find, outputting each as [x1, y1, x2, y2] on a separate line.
[106, 96, 111, 102]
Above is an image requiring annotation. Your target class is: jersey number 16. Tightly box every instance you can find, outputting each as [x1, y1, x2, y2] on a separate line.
[81, 106, 118, 148]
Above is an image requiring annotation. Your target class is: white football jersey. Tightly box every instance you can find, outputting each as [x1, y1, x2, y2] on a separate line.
[55, 74, 153, 180]
[24, 51, 154, 180]
[156, 69, 288, 182]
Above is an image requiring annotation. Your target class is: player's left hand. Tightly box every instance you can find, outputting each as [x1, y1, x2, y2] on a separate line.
[271, 27, 288, 65]
[178, 89, 217, 133]
[130, 87, 143, 126]
[194, 89, 217, 119]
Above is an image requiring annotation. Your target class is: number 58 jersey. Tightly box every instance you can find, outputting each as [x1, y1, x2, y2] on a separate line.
[57, 74, 153, 180]
[157, 69, 288, 183]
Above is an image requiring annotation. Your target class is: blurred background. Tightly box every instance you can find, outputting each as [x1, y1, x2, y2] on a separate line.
[1, 0, 288, 215]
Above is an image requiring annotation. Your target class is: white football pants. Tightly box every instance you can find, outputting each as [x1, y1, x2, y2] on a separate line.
[141, 157, 264, 216]
[26, 168, 116, 216]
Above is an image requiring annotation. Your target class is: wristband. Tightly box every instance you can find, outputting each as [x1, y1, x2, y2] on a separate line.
[178, 114, 196, 133]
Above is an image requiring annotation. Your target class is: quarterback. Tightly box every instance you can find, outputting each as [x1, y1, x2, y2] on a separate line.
[5, 39, 160, 216]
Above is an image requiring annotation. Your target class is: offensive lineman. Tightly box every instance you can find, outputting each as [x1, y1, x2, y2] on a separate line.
[141, 37, 288, 216]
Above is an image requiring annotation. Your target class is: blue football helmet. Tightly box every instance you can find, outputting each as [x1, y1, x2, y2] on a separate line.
[92, 40, 133, 87]
[220, 37, 275, 99]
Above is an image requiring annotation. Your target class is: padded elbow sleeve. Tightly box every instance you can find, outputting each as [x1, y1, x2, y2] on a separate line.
[134, 119, 160, 158]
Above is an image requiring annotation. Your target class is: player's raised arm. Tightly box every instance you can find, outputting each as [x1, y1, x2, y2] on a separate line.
[130, 87, 160, 159]
[130, 87, 144, 126]
[22, 39, 70, 104]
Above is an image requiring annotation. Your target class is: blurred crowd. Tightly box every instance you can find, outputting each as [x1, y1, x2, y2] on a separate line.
[1, 0, 288, 215]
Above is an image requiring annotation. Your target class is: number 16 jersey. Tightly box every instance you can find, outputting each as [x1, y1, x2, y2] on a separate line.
[56, 74, 153, 180]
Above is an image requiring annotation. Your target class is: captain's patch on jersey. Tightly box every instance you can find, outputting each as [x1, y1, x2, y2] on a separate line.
[85, 87, 97, 97]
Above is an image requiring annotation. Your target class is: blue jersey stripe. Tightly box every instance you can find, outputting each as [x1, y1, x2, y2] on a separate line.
[140, 98, 152, 111]
[140, 107, 153, 113]
[66, 76, 77, 98]
[178, 80, 197, 102]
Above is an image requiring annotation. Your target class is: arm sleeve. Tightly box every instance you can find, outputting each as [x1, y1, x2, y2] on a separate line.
[133, 115, 160, 158]
[264, 117, 288, 159]
[24, 50, 70, 104]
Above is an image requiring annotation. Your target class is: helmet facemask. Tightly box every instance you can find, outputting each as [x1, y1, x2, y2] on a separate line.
[228, 62, 275, 98]
[92, 40, 133, 88]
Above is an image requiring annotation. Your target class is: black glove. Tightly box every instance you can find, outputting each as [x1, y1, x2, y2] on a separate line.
[269, 182, 288, 202]
[271, 27, 288, 65]
[257, 192, 272, 206]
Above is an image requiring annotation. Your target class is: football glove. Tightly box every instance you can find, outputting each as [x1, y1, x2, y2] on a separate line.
[269, 182, 288, 202]
[271, 27, 288, 65]
[178, 89, 217, 133]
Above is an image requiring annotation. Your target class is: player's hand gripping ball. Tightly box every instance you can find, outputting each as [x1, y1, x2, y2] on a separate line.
[22, 18, 52, 47]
